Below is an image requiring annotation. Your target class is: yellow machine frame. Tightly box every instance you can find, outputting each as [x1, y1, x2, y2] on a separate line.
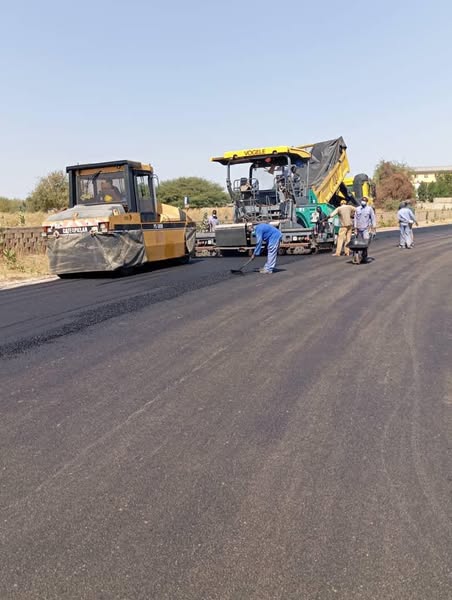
[43, 160, 195, 274]
[211, 142, 350, 205]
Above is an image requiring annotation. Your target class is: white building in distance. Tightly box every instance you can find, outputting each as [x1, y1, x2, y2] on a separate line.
[411, 165, 452, 188]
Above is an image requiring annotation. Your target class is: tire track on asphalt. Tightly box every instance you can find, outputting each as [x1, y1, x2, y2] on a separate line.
[2, 344, 232, 516]
[375, 248, 452, 570]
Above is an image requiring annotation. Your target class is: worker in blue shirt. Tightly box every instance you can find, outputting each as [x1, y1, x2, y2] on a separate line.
[252, 222, 283, 273]
[353, 197, 376, 264]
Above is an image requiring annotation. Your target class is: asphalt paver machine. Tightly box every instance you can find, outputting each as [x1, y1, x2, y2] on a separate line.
[196, 137, 356, 256]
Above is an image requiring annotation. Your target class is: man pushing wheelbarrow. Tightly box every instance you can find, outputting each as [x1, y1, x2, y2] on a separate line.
[348, 197, 376, 264]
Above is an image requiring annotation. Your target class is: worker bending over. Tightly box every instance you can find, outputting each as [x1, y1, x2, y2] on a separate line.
[252, 223, 283, 274]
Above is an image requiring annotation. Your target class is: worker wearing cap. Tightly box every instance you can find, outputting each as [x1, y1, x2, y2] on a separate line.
[208, 210, 220, 232]
[252, 222, 283, 273]
[353, 196, 376, 264]
[397, 201, 417, 248]
[328, 200, 356, 257]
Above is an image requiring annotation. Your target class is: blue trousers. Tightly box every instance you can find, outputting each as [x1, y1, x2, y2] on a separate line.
[264, 242, 280, 272]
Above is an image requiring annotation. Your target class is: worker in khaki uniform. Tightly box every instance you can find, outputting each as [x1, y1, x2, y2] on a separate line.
[329, 200, 356, 256]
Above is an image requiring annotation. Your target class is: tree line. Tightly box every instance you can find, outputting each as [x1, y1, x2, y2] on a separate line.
[1, 162, 450, 213]
[373, 161, 452, 205]
[417, 173, 452, 201]
[1, 173, 229, 212]
[0, 197, 24, 213]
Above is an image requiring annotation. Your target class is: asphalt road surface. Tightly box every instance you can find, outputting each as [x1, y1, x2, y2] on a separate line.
[1, 226, 451, 599]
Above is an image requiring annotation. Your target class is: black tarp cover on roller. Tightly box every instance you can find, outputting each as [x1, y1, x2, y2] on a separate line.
[47, 231, 147, 274]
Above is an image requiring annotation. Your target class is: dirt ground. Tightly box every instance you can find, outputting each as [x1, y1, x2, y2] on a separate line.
[0, 253, 53, 288]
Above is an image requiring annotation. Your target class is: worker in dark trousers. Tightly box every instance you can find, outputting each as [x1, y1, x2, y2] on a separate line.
[252, 223, 283, 273]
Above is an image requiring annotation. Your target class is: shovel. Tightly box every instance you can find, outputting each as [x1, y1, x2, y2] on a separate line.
[230, 255, 255, 275]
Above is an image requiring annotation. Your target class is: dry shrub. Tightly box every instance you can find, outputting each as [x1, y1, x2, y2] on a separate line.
[0, 211, 47, 228]
[376, 173, 414, 205]
[0, 251, 49, 280]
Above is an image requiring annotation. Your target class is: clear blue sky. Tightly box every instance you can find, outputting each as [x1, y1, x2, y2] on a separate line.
[1, 0, 451, 198]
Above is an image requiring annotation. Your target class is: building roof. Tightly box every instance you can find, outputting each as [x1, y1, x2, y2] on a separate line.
[411, 166, 452, 174]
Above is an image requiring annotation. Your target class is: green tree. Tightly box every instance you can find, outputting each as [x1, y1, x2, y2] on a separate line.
[157, 177, 229, 208]
[418, 181, 436, 202]
[432, 172, 452, 197]
[0, 197, 24, 213]
[373, 160, 414, 205]
[27, 170, 69, 211]
[417, 181, 430, 201]
[418, 174, 452, 201]
[426, 182, 437, 200]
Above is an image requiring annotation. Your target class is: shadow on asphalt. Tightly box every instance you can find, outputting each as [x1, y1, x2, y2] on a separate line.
[240, 268, 288, 275]
[56, 258, 206, 280]
[346, 257, 376, 265]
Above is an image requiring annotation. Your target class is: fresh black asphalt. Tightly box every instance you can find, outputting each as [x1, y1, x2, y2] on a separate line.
[0, 226, 451, 599]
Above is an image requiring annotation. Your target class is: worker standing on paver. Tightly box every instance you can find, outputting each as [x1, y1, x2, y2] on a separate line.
[208, 210, 220, 232]
[252, 223, 283, 274]
[353, 197, 376, 264]
[328, 200, 356, 257]
[310, 206, 322, 235]
[397, 201, 418, 249]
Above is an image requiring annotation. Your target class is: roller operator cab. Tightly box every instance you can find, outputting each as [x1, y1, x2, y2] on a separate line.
[42, 160, 196, 275]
